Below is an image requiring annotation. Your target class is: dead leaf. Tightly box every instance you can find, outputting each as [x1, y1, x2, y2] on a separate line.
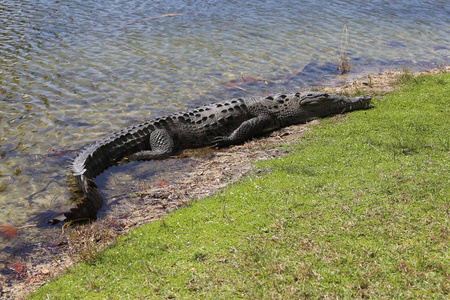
[0, 224, 19, 239]
[8, 262, 23, 273]
[156, 180, 168, 187]
[240, 73, 268, 83]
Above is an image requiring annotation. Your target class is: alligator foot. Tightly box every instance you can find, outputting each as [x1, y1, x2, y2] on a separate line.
[211, 136, 232, 148]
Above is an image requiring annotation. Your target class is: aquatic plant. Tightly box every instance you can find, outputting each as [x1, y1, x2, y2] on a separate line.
[338, 24, 351, 74]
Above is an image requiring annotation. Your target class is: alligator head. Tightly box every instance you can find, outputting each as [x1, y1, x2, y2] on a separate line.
[299, 92, 371, 117]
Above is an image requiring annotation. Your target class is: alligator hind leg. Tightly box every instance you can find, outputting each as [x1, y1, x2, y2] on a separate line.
[128, 129, 175, 160]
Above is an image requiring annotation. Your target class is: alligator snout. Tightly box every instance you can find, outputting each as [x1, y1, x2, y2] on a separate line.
[351, 95, 372, 109]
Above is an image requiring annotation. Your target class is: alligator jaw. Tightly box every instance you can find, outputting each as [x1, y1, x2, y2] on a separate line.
[348, 95, 372, 111]
[298, 92, 371, 117]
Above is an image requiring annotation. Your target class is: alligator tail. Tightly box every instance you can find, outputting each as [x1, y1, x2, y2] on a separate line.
[65, 173, 103, 221]
[64, 122, 154, 221]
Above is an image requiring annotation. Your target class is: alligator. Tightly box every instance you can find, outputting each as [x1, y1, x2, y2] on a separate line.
[65, 92, 371, 221]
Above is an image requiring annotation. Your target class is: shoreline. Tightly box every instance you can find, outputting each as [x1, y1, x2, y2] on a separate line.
[2, 65, 449, 299]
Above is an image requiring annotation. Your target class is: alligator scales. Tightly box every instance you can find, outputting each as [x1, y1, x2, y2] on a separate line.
[67, 92, 371, 221]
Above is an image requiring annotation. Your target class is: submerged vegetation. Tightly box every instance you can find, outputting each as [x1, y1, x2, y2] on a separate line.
[29, 73, 449, 299]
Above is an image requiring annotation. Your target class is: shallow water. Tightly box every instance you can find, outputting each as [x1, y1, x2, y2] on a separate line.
[0, 0, 449, 266]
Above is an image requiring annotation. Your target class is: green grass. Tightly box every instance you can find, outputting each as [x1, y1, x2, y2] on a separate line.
[30, 74, 449, 299]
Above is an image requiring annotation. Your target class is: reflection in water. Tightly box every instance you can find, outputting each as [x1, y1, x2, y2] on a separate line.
[0, 0, 449, 266]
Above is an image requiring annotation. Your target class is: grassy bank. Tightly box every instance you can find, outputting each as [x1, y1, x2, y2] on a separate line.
[30, 73, 449, 299]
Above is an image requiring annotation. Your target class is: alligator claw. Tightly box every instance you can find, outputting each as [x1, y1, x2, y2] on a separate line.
[211, 136, 230, 148]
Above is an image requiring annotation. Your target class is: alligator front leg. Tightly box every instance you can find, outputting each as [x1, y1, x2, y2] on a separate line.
[212, 114, 278, 147]
[128, 129, 175, 160]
